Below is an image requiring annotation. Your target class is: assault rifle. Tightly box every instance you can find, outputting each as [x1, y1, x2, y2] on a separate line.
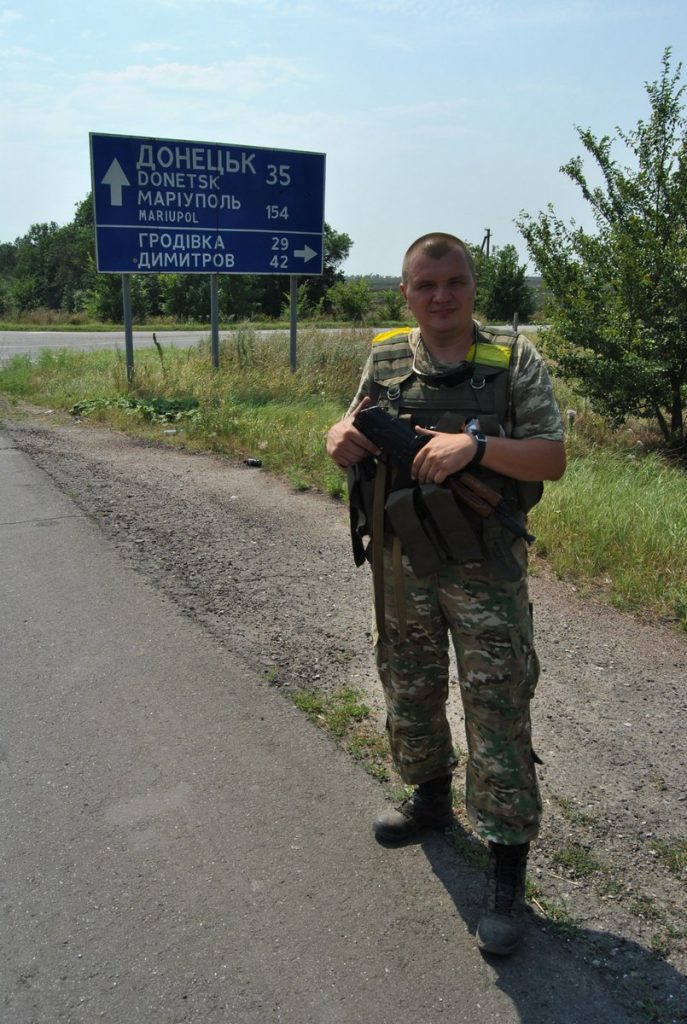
[353, 405, 535, 544]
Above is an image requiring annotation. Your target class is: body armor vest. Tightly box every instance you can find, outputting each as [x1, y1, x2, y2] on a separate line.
[348, 324, 543, 581]
[369, 324, 514, 437]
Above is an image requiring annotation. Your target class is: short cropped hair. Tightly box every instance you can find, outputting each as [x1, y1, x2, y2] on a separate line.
[401, 233, 476, 284]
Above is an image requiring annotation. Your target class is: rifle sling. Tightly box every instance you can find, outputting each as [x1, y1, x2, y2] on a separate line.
[371, 461, 408, 647]
[372, 460, 388, 644]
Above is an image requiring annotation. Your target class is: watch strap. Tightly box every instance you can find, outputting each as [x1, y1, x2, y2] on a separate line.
[468, 431, 487, 467]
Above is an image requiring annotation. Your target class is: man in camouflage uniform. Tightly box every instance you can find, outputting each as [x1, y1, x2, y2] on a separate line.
[326, 233, 566, 956]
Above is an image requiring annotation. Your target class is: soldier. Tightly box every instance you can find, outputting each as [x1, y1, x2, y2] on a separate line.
[326, 232, 566, 955]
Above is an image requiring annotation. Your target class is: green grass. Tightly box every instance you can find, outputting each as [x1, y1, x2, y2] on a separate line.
[551, 793, 598, 828]
[1, 325, 685, 628]
[550, 841, 605, 879]
[289, 687, 394, 782]
[651, 839, 687, 877]
[0, 314, 365, 333]
[290, 686, 371, 738]
[527, 886, 582, 940]
[531, 444, 687, 628]
[447, 829, 489, 869]
[347, 727, 392, 781]
[630, 896, 662, 921]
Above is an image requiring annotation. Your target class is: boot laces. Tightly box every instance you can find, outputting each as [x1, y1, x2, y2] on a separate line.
[397, 783, 451, 824]
[488, 846, 527, 915]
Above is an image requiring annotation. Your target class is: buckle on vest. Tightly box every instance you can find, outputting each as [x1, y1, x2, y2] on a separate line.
[470, 374, 486, 390]
[387, 384, 401, 401]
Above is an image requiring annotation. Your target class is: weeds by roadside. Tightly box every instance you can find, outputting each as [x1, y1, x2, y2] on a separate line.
[651, 840, 687, 878]
[289, 686, 391, 782]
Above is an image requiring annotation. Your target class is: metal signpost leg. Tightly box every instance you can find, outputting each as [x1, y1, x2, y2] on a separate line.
[121, 274, 134, 383]
[289, 275, 298, 372]
[210, 274, 220, 370]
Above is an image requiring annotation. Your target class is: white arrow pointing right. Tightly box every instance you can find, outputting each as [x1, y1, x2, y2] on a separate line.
[294, 244, 317, 262]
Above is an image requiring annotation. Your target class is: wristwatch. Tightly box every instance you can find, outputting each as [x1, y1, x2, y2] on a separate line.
[468, 431, 487, 467]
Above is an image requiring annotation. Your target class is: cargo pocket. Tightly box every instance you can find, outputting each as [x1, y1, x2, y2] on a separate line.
[385, 488, 443, 577]
[508, 623, 540, 704]
[481, 518, 524, 582]
[419, 484, 483, 563]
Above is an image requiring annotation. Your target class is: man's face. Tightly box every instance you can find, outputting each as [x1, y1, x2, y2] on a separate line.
[400, 247, 476, 342]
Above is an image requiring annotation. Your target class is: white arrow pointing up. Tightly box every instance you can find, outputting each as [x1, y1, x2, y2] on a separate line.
[294, 244, 317, 263]
[101, 158, 131, 206]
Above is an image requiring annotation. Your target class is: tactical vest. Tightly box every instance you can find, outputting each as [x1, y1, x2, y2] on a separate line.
[369, 324, 515, 436]
[348, 324, 543, 587]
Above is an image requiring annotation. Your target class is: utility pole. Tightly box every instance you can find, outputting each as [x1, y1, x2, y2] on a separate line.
[481, 228, 491, 257]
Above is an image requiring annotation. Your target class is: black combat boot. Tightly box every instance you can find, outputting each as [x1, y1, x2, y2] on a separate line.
[373, 775, 454, 842]
[477, 841, 529, 955]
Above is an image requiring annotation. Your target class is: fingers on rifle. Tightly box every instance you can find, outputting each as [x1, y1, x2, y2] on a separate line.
[351, 396, 372, 417]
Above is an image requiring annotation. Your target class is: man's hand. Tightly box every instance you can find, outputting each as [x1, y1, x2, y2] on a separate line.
[326, 397, 380, 469]
[411, 427, 477, 484]
[413, 428, 567, 484]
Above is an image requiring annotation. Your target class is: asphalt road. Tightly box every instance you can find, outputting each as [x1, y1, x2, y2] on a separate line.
[0, 325, 541, 363]
[0, 430, 632, 1024]
[0, 330, 215, 361]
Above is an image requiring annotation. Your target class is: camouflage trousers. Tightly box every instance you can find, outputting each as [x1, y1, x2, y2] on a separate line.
[374, 544, 542, 845]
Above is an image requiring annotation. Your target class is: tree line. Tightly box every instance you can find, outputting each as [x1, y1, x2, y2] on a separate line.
[0, 195, 535, 326]
[0, 200, 358, 324]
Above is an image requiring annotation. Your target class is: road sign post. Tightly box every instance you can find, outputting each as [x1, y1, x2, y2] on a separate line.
[289, 276, 298, 373]
[210, 274, 219, 370]
[89, 133, 326, 371]
[121, 274, 134, 381]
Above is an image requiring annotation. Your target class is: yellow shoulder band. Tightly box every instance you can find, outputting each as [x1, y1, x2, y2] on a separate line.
[473, 342, 512, 369]
[372, 327, 411, 344]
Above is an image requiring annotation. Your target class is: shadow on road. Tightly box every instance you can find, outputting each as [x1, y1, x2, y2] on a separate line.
[378, 823, 686, 1024]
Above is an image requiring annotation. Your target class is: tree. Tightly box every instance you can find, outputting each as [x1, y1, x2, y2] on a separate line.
[149, 222, 352, 321]
[307, 224, 352, 311]
[475, 244, 535, 322]
[327, 279, 372, 322]
[378, 288, 406, 321]
[517, 49, 687, 452]
[159, 274, 210, 322]
[0, 241, 17, 276]
[5, 196, 96, 314]
[281, 280, 325, 320]
[86, 268, 149, 322]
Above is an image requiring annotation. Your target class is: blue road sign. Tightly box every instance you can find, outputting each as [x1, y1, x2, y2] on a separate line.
[90, 133, 326, 275]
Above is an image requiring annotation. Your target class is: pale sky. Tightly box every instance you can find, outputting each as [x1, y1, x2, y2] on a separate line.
[1, 0, 685, 275]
